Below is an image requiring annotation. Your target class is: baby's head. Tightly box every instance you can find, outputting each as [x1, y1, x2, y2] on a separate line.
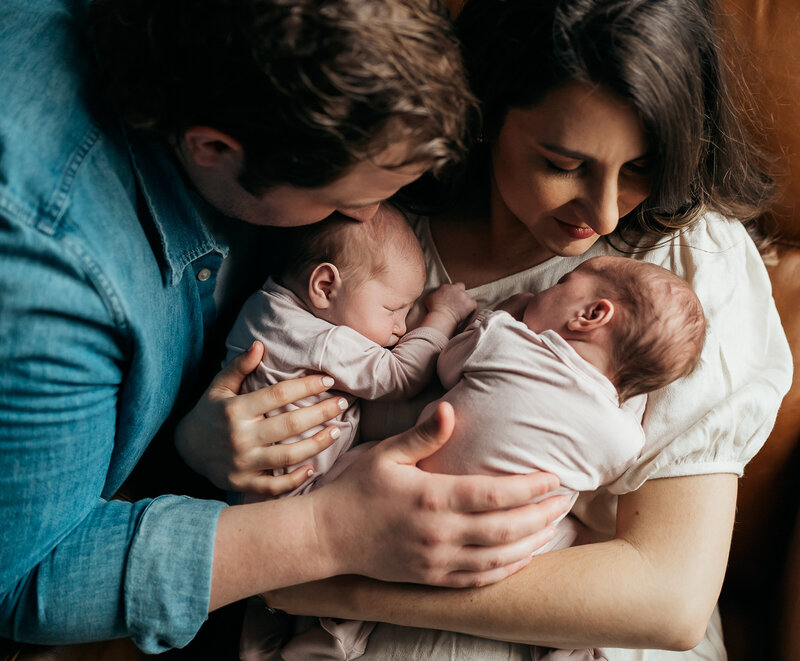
[523, 256, 706, 401]
[276, 205, 426, 347]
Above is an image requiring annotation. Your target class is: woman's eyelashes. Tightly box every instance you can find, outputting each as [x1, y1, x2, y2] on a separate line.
[544, 157, 652, 178]
[623, 159, 652, 176]
[545, 158, 583, 176]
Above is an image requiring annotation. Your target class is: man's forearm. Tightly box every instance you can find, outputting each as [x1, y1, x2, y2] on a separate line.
[210, 495, 337, 610]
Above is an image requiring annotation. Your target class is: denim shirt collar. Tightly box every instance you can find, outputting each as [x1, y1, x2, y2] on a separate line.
[125, 132, 228, 286]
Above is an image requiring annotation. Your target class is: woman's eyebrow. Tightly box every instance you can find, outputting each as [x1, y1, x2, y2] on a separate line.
[540, 142, 651, 163]
[540, 142, 593, 162]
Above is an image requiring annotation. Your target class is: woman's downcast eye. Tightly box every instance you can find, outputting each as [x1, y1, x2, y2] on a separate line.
[625, 159, 652, 175]
[545, 159, 583, 175]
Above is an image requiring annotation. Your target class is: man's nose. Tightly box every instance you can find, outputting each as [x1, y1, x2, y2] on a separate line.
[337, 203, 381, 222]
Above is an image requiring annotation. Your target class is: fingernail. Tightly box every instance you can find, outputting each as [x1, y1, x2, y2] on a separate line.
[322, 376, 334, 387]
[306, 469, 314, 477]
[337, 398, 348, 410]
[330, 427, 341, 439]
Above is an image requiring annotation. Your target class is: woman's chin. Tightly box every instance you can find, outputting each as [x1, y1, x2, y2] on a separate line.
[551, 236, 601, 257]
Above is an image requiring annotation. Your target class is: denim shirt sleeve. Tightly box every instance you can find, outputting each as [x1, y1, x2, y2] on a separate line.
[0, 1, 230, 651]
[0, 217, 226, 652]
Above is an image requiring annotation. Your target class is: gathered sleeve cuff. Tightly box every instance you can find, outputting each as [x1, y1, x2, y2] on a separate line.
[606, 216, 793, 494]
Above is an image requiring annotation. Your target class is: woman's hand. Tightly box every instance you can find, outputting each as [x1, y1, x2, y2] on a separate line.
[175, 341, 345, 495]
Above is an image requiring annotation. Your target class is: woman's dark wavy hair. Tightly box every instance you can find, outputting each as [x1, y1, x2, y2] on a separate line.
[447, 0, 775, 234]
[88, 0, 476, 194]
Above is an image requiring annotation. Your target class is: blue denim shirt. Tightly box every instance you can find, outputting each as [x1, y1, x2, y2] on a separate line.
[0, 1, 232, 651]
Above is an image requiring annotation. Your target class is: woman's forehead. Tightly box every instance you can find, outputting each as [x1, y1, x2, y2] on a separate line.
[506, 82, 649, 159]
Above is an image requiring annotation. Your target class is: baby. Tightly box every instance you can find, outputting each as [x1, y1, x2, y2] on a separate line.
[417, 255, 707, 495]
[224, 204, 476, 498]
[282, 255, 707, 661]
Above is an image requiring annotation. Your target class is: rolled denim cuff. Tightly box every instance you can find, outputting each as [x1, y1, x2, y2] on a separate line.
[125, 495, 226, 653]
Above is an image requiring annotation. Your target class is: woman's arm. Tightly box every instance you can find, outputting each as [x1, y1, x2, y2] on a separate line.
[267, 472, 736, 650]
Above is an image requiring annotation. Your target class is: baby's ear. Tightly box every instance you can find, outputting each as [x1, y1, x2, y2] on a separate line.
[567, 299, 615, 332]
[307, 263, 342, 310]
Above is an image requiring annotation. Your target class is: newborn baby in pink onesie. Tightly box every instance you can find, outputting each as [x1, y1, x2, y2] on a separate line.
[284, 255, 707, 661]
[225, 204, 476, 500]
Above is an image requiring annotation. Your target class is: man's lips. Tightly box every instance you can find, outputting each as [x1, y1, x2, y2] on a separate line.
[555, 219, 595, 239]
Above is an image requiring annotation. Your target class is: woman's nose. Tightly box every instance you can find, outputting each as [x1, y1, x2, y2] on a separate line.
[337, 203, 381, 222]
[585, 178, 621, 236]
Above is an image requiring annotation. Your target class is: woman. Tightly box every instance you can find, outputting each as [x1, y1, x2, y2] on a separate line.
[258, 0, 792, 658]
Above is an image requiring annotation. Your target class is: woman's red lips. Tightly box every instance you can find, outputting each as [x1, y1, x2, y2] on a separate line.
[556, 219, 595, 239]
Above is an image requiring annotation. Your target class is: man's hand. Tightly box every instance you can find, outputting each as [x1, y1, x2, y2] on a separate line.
[310, 402, 570, 588]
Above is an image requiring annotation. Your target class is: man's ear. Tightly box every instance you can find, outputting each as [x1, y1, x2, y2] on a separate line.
[307, 263, 342, 310]
[567, 299, 615, 332]
[181, 126, 243, 168]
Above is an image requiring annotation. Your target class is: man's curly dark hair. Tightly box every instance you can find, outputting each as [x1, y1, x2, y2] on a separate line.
[88, 0, 476, 194]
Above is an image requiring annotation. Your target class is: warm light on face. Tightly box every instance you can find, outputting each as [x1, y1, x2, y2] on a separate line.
[490, 82, 651, 264]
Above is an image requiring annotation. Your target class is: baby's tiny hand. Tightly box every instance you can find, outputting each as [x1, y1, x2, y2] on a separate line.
[424, 283, 477, 324]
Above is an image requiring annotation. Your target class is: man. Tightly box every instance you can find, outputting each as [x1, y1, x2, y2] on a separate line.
[0, 0, 566, 653]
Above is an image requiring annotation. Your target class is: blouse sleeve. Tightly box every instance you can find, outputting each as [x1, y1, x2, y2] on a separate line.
[606, 214, 793, 494]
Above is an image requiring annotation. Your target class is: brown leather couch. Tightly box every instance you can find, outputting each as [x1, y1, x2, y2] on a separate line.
[2, 1, 797, 659]
[714, 1, 800, 659]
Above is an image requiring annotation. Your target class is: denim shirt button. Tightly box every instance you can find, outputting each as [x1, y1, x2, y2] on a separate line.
[196, 268, 211, 282]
